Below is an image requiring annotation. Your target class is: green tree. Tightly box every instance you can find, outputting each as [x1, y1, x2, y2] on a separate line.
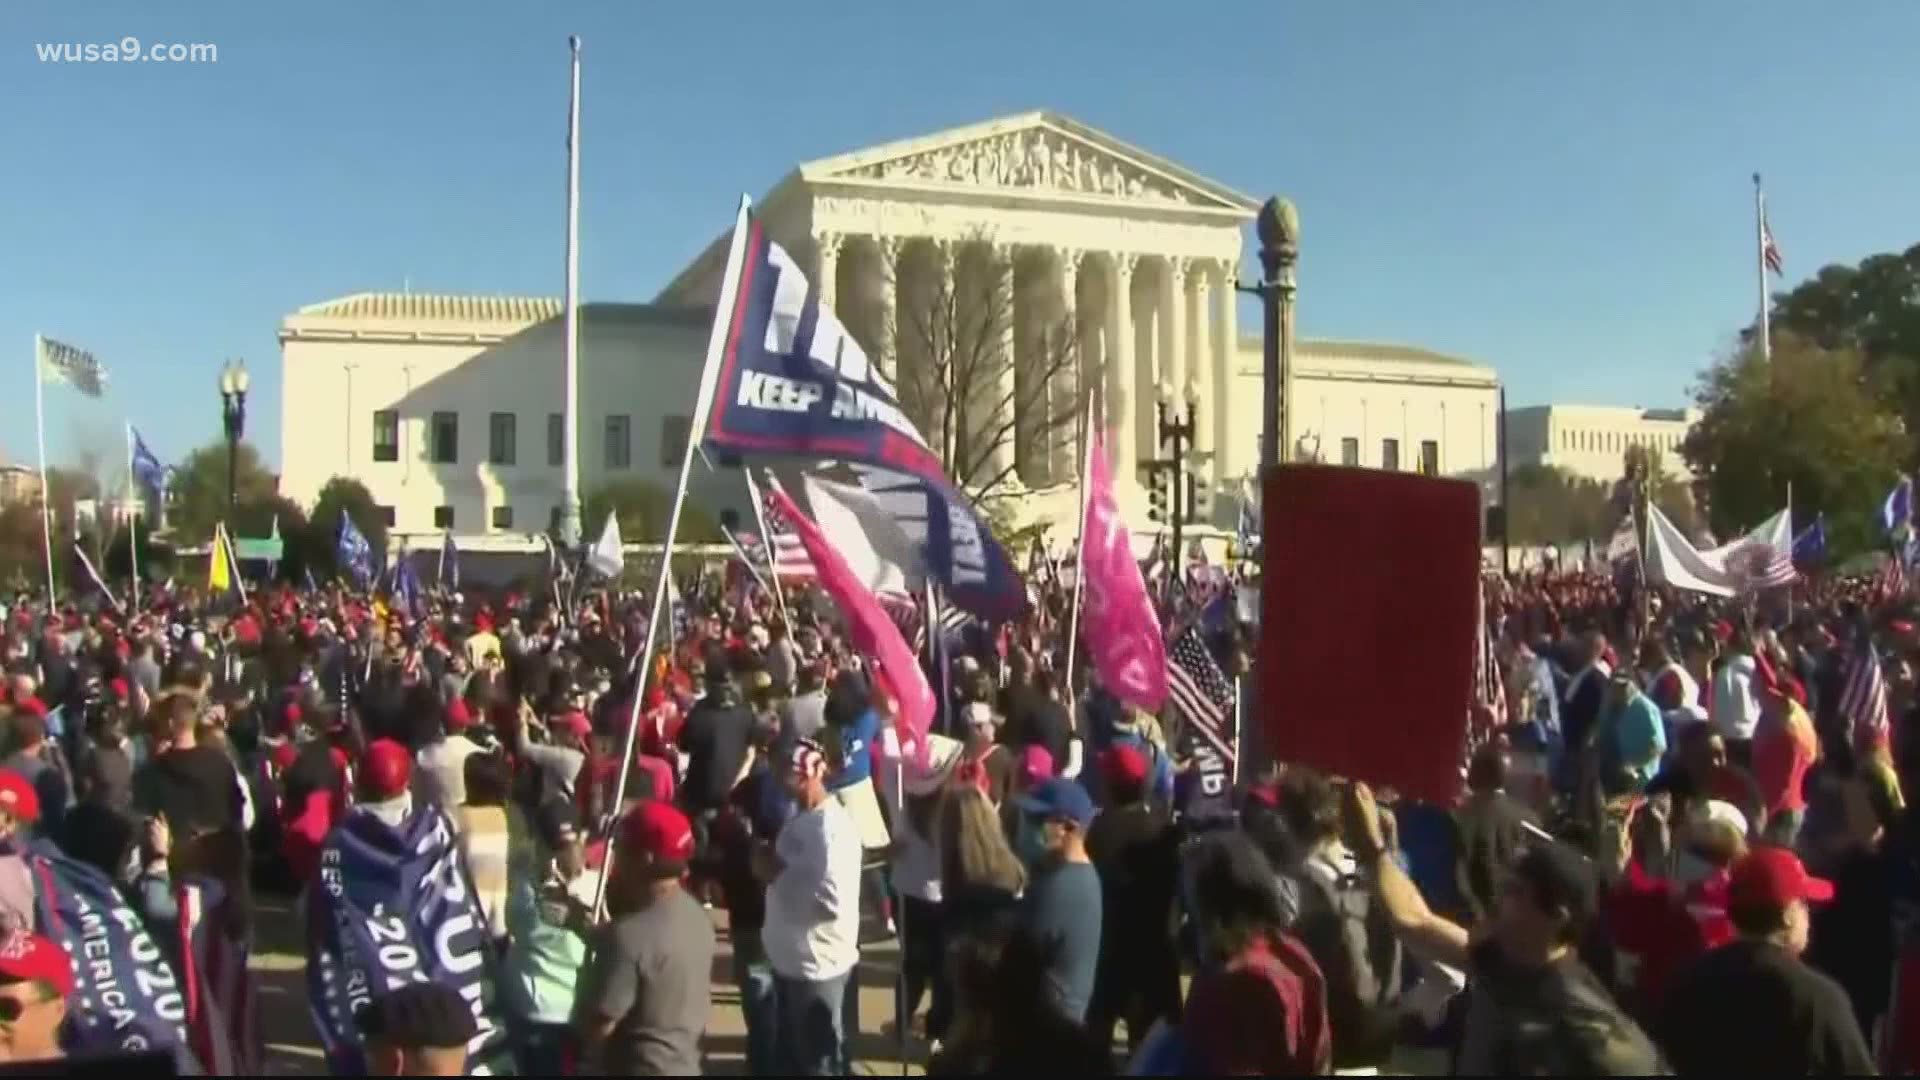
[1623, 445, 1704, 540]
[1682, 334, 1905, 559]
[1505, 464, 1614, 545]
[166, 441, 278, 543]
[1768, 242, 1920, 452]
[0, 503, 47, 589]
[104, 517, 175, 584]
[583, 479, 722, 545]
[307, 476, 388, 580]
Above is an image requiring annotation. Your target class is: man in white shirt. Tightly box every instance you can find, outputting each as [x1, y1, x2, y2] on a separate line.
[1711, 632, 1761, 763]
[757, 740, 861, 1076]
[415, 699, 484, 823]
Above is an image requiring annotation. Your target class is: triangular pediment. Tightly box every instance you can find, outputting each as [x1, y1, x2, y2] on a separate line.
[799, 111, 1258, 214]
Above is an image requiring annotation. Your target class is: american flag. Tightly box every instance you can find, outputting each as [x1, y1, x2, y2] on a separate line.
[1762, 207, 1784, 276]
[1166, 625, 1236, 766]
[741, 491, 819, 581]
[1876, 554, 1908, 605]
[176, 877, 261, 1075]
[1838, 634, 1891, 754]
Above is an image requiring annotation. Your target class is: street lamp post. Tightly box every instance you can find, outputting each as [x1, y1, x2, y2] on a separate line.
[1240, 197, 1300, 473]
[219, 360, 250, 519]
[1147, 381, 1198, 606]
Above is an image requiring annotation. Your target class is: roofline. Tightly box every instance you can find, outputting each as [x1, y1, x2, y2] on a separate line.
[799, 110, 1260, 215]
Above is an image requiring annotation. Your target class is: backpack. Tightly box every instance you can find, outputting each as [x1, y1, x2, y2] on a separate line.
[1288, 852, 1405, 1068]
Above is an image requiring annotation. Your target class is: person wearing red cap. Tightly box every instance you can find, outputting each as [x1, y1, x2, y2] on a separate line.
[0, 929, 73, 1064]
[0, 771, 40, 934]
[1654, 845, 1873, 1075]
[1084, 743, 1180, 1058]
[356, 739, 416, 829]
[416, 697, 484, 821]
[576, 800, 713, 1076]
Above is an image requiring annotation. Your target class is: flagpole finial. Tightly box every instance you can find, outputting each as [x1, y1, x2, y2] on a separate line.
[1753, 171, 1762, 187]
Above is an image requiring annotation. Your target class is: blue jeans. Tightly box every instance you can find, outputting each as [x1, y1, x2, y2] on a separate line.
[731, 929, 779, 1076]
[775, 971, 851, 1076]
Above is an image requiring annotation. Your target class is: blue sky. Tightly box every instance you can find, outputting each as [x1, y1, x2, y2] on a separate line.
[5, 2, 1918, 476]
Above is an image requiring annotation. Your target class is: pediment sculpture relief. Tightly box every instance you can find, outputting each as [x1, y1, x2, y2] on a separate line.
[840, 128, 1196, 204]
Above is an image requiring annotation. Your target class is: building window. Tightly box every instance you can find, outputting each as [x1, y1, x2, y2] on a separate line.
[376, 504, 396, 527]
[1382, 438, 1400, 471]
[1420, 440, 1439, 476]
[430, 412, 459, 464]
[1340, 437, 1359, 467]
[548, 412, 564, 467]
[660, 415, 691, 468]
[605, 414, 631, 470]
[372, 410, 399, 462]
[489, 412, 517, 466]
[491, 505, 514, 530]
[433, 505, 454, 529]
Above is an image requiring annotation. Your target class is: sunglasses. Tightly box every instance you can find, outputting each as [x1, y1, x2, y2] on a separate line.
[0, 990, 50, 1024]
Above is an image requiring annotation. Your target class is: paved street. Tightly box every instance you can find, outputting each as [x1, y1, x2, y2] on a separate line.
[252, 896, 924, 1076]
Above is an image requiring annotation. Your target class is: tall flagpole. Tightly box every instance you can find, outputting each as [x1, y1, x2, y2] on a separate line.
[125, 423, 140, 612]
[559, 35, 585, 546]
[32, 336, 56, 602]
[1755, 172, 1771, 361]
[1062, 393, 1098, 692]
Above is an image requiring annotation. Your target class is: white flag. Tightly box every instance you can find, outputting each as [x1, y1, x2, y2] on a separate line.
[585, 512, 623, 578]
[1645, 504, 1794, 596]
[36, 335, 108, 398]
[802, 473, 921, 603]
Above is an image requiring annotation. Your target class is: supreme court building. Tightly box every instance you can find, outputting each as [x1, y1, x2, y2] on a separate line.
[280, 112, 1501, 544]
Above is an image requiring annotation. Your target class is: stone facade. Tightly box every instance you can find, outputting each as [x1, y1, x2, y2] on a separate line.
[1506, 405, 1698, 484]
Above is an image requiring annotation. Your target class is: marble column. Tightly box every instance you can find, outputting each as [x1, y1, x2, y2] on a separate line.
[932, 240, 958, 458]
[815, 232, 841, 311]
[1107, 253, 1138, 492]
[1159, 258, 1187, 409]
[992, 243, 1016, 486]
[874, 236, 899, 382]
[1188, 265, 1213, 495]
[1056, 249, 1082, 483]
[1212, 258, 1238, 482]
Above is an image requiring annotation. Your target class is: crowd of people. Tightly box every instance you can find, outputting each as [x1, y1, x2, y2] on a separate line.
[0, 553, 1912, 1075]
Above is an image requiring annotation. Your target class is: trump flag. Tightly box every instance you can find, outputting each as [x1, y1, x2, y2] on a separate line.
[698, 208, 1024, 621]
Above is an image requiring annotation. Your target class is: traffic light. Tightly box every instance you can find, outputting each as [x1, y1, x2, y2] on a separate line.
[1146, 464, 1169, 524]
[1188, 469, 1210, 523]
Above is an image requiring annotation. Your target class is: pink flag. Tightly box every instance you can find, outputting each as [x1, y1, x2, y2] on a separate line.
[766, 485, 936, 765]
[1081, 425, 1168, 710]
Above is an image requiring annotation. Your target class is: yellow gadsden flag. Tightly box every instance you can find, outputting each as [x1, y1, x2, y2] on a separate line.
[209, 522, 234, 594]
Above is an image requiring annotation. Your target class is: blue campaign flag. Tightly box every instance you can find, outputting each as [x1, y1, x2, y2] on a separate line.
[1792, 515, 1827, 565]
[392, 551, 425, 618]
[439, 530, 460, 591]
[1882, 477, 1913, 536]
[699, 209, 1025, 620]
[335, 511, 375, 588]
[129, 426, 168, 502]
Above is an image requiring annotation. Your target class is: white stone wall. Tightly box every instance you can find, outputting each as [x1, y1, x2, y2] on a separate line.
[280, 306, 745, 539]
[1507, 405, 1696, 484]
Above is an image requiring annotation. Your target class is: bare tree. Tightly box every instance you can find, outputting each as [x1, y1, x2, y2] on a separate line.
[893, 237, 1084, 502]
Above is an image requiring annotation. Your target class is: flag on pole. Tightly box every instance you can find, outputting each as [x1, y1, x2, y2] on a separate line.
[72, 538, 121, 612]
[765, 484, 935, 768]
[1792, 516, 1827, 566]
[799, 473, 920, 605]
[1837, 632, 1890, 755]
[37, 336, 109, 397]
[697, 209, 1024, 620]
[391, 551, 425, 619]
[129, 426, 168, 502]
[439, 531, 459, 591]
[1761, 203, 1784, 276]
[208, 523, 235, 596]
[1166, 624, 1237, 821]
[1874, 554, 1907, 606]
[1884, 478, 1913, 538]
[335, 512, 375, 588]
[176, 876, 262, 1076]
[1644, 504, 1794, 596]
[1079, 423, 1169, 712]
[585, 512, 623, 579]
[1605, 515, 1639, 565]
